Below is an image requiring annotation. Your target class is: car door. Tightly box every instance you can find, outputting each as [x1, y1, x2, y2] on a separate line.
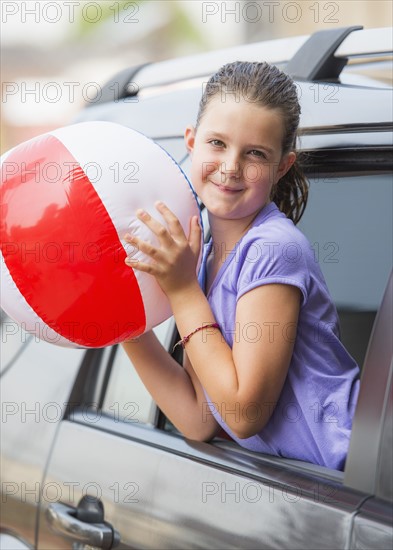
[36, 302, 392, 550]
[37, 339, 366, 549]
[8, 268, 390, 549]
[345, 272, 393, 550]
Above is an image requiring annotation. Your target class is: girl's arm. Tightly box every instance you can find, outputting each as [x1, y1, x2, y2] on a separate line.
[124, 202, 301, 439]
[121, 332, 221, 441]
[169, 281, 300, 439]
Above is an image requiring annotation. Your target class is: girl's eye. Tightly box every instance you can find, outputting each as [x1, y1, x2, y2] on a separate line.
[249, 150, 266, 159]
[209, 139, 225, 147]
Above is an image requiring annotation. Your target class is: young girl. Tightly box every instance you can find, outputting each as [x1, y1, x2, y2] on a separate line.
[122, 61, 360, 471]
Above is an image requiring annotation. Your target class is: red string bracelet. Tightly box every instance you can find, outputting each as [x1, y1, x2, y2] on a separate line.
[172, 323, 220, 352]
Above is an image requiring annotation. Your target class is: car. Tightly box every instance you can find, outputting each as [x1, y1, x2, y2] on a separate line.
[1, 25, 392, 550]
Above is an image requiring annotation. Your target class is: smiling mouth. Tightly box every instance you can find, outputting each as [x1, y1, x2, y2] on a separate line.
[211, 181, 243, 193]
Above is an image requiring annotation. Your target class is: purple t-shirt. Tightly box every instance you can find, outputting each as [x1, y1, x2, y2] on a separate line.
[199, 202, 360, 470]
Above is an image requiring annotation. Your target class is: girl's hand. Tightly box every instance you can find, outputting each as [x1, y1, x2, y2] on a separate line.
[124, 201, 202, 298]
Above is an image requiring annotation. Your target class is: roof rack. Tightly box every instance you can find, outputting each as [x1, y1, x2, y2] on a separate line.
[88, 26, 367, 107]
[285, 25, 363, 81]
[86, 63, 150, 107]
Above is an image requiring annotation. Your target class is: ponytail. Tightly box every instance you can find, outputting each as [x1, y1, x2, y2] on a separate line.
[271, 157, 308, 225]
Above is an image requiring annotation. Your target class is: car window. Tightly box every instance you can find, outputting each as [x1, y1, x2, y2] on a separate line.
[342, 58, 393, 87]
[297, 173, 392, 368]
[101, 318, 174, 425]
[101, 345, 157, 425]
[298, 174, 392, 310]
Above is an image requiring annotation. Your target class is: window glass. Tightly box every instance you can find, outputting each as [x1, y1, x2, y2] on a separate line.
[101, 318, 174, 425]
[297, 174, 392, 368]
[343, 58, 393, 87]
[297, 174, 392, 310]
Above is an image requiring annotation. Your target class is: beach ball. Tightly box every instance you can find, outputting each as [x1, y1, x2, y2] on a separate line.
[0, 121, 201, 348]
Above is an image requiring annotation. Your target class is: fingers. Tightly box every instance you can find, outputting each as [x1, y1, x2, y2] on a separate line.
[123, 209, 170, 274]
[154, 201, 186, 240]
[135, 207, 174, 246]
[155, 202, 202, 258]
[123, 202, 201, 272]
[123, 234, 157, 274]
[124, 232, 154, 256]
[189, 215, 202, 258]
[125, 256, 154, 274]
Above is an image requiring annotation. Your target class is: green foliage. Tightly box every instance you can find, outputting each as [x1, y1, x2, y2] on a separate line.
[74, 1, 143, 38]
[72, 0, 206, 51]
[168, 2, 206, 48]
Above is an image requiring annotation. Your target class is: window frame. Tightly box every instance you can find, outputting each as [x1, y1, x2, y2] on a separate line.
[62, 143, 392, 503]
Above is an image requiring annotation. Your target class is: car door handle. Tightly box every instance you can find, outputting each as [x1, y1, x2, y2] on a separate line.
[46, 501, 120, 549]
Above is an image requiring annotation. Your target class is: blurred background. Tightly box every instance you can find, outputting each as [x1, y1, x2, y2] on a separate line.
[1, 0, 392, 152]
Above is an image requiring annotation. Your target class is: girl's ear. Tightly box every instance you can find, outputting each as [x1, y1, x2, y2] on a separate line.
[184, 126, 196, 154]
[276, 151, 296, 182]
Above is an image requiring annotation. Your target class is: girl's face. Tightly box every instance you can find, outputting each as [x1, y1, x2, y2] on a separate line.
[184, 96, 295, 223]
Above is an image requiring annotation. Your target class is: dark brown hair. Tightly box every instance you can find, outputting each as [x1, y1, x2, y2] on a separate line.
[196, 61, 308, 224]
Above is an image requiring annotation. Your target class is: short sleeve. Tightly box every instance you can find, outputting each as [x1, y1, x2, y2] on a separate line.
[235, 225, 311, 305]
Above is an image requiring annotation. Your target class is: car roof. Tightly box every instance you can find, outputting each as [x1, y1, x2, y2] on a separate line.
[131, 27, 392, 89]
[74, 26, 393, 151]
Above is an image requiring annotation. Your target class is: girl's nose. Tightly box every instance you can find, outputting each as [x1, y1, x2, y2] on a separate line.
[220, 154, 241, 181]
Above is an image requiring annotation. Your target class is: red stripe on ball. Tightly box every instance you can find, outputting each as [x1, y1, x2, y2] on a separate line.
[0, 134, 146, 346]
